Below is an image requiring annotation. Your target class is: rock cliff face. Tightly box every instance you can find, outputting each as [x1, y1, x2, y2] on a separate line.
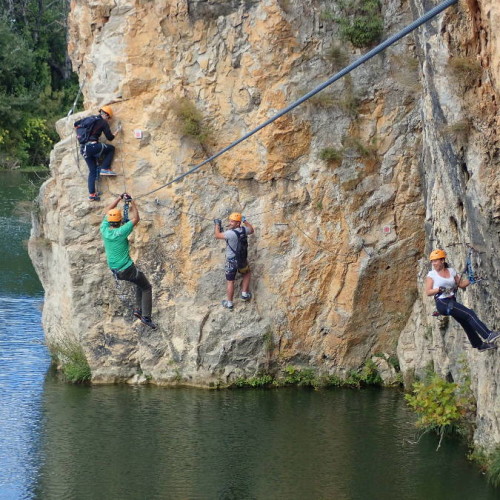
[29, 0, 499, 449]
[398, 0, 500, 449]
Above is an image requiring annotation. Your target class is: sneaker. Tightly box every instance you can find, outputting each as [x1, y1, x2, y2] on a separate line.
[486, 331, 500, 343]
[241, 292, 252, 301]
[133, 309, 142, 319]
[478, 342, 497, 352]
[88, 193, 100, 201]
[100, 169, 117, 176]
[140, 315, 157, 329]
[222, 300, 234, 310]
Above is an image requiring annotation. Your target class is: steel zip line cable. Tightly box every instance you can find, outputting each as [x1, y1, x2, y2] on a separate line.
[134, 0, 458, 201]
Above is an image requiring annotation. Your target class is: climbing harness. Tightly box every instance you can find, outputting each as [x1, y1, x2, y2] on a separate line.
[132, 0, 458, 201]
[435, 294, 455, 316]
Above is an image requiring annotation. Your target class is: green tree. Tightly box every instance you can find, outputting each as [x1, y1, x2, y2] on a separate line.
[0, 0, 79, 168]
[0, 19, 36, 166]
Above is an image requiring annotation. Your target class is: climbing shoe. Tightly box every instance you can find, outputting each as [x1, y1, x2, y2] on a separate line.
[140, 315, 157, 329]
[222, 300, 234, 310]
[478, 342, 497, 352]
[241, 292, 252, 301]
[88, 193, 100, 201]
[133, 309, 142, 320]
[100, 169, 117, 176]
[486, 331, 500, 343]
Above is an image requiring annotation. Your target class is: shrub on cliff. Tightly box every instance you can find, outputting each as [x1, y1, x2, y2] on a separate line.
[232, 361, 383, 389]
[170, 98, 212, 147]
[405, 374, 475, 450]
[486, 447, 500, 487]
[322, 0, 383, 48]
[49, 340, 91, 384]
[319, 147, 343, 163]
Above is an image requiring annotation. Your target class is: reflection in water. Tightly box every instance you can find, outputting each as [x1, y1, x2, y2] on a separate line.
[34, 384, 497, 500]
[0, 170, 46, 296]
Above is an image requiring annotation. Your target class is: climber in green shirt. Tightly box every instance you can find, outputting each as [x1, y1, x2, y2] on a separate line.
[100, 194, 156, 329]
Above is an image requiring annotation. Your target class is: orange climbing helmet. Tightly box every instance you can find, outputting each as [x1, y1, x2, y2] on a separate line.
[99, 105, 113, 118]
[108, 208, 122, 223]
[229, 212, 242, 222]
[429, 249, 447, 261]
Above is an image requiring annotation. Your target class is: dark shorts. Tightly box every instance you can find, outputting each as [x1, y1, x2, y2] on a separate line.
[225, 258, 250, 281]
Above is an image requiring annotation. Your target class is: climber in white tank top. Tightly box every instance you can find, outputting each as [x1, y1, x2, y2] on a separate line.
[425, 249, 499, 351]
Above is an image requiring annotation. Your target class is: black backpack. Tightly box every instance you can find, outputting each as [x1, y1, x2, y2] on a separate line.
[74, 115, 100, 144]
[228, 228, 248, 268]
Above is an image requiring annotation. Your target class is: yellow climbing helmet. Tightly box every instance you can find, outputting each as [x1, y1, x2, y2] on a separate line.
[429, 249, 447, 261]
[99, 105, 113, 118]
[108, 208, 122, 222]
[229, 212, 242, 222]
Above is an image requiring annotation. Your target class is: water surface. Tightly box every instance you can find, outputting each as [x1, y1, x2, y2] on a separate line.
[0, 170, 48, 499]
[33, 384, 499, 500]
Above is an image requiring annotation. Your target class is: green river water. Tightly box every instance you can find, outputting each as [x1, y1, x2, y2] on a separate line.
[0, 170, 498, 500]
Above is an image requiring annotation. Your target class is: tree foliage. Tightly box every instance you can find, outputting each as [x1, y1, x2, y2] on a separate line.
[335, 0, 383, 48]
[0, 0, 80, 168]
[405, 374, 475, 450]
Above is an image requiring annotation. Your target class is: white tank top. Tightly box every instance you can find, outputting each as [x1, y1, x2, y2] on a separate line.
[427, 268, 457, 298]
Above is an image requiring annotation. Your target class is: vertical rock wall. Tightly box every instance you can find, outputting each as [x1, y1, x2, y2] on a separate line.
[29, 0, 499, 448]
[399, 0, 500, 449]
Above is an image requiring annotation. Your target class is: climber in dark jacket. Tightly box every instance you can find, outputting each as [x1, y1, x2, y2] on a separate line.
[75, 105, 120, 201]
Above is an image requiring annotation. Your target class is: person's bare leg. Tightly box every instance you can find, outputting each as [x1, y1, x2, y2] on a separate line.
[226, 280, 235, 302]
[241, 272, 251, 294]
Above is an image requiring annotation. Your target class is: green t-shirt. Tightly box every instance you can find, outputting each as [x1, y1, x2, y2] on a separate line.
[100, 217, 134, 271]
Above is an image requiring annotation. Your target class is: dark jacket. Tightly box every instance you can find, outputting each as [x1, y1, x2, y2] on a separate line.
[74, 115, 115, 143]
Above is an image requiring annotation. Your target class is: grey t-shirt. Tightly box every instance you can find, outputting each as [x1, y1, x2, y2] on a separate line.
[224, 227, 248, 259]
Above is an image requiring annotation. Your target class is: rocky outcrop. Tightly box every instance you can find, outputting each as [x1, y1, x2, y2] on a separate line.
[29, 0, 499, 449]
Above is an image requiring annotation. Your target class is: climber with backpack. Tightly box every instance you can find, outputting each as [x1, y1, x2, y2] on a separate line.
[100, 193, 156, 329]
[214, 212, 254, 310]
[74, 105, 120, 201]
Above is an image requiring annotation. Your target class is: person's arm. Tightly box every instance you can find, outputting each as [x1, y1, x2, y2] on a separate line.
[456, 273, 470, 289]
[128, 200, 140, 226]
[425, 276, 441, 297]
[104, 196, 122, 213]
[243, 219, 254, 235]
[102, 120, 116, 141]
[214, 219, 225, 240]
